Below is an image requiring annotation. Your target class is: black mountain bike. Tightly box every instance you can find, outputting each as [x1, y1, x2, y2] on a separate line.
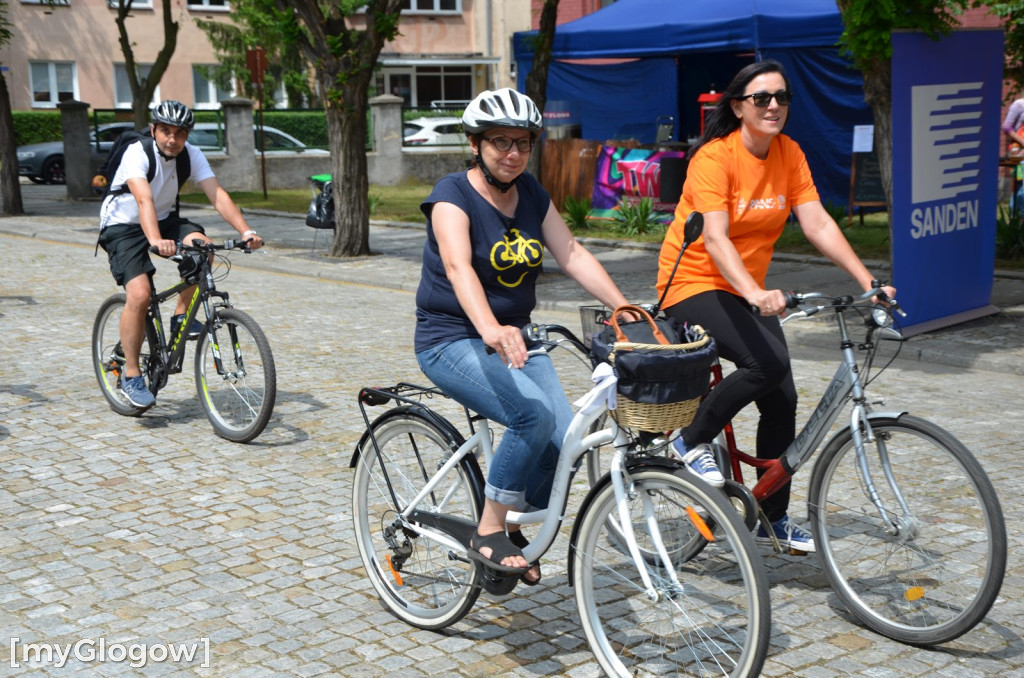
[91, 238, 276, 443]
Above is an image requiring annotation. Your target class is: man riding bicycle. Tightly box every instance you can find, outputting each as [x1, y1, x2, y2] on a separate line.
[97, 100, 264, 409]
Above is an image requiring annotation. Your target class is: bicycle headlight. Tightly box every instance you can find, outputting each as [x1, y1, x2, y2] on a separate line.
[869, 304, 892, 328]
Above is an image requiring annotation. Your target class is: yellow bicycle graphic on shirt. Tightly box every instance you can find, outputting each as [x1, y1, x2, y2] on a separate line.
[490, 228, 543, 287]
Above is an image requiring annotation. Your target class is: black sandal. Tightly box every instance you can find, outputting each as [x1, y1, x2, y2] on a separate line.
[468, 530, 530, 574]
[508, 530, 542, 586]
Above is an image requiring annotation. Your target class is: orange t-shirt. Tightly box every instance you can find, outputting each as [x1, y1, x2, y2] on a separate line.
[656, 130, 819, 309]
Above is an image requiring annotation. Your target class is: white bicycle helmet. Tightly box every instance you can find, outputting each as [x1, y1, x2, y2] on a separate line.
[151, 100, 195, 131]
[462, 88, 542, 134]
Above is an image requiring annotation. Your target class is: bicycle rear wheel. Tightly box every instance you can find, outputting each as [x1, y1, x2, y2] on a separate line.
[809, 414, 1007, 645]
[351, 411, 484, 630]
[194, 308, 276, 443]
[573, 467, 770, 677]
[92, 293, 150, 417]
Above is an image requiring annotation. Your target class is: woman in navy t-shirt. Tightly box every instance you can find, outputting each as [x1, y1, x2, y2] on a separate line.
[415, 89, 633, 585]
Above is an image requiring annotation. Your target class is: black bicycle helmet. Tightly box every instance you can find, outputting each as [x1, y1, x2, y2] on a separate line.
[151, 100, 195, 131]
[462, 88, 542, 134]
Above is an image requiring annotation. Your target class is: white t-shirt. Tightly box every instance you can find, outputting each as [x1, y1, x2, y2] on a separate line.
[99, 141, 215, 230]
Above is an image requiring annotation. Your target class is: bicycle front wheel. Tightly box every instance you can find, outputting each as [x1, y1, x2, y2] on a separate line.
[92, 293, 150, 417]
[352, 412, 483, 630]
[574, 467, 770, 677]
[809, 414, 1007, 645]
[194, 308, 276, 443]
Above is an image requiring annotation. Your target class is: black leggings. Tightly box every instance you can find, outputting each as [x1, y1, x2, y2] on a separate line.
[665, 290, 797, 521]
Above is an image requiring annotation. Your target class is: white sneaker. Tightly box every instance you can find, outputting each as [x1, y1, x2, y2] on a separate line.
[672, 440, 725, 487]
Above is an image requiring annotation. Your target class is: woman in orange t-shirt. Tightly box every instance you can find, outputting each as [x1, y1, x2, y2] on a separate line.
[656, 60, 895, 552]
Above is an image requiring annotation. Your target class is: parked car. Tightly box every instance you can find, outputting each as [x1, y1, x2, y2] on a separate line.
[17, 123, 131, 185]
[403, 116, 467, 150]
[189, 123, 329, 155]
[18, 122, 326, 185]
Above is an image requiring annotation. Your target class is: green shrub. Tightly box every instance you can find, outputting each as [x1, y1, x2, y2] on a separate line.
[262, 110, 329, 147]
[369, 192, 383, 215]
[612, 197, 662, 237]
[13, 111, 62, 145]
[562, 195, 592, 230]
[996, 204, 1024, 260]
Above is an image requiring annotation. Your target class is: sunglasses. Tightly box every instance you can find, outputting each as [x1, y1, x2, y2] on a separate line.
[484, 136, 535, 153]
[738, 90, 793, 107]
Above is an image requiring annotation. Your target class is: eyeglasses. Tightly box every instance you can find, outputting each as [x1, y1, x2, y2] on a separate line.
[737, 90, 793, 108]
[484, 136, 535, 153]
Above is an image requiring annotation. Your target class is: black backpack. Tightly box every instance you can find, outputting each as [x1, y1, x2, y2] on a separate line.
[97, 128, 191, 200]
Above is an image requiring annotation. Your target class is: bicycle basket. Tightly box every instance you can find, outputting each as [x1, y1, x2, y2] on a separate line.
[592, 305, 716, 432]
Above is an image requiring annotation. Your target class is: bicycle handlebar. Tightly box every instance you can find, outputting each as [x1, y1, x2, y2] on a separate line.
[781, 281, 905, 325]
[148, 239, 254, 258]
[484, 322, 590, 358]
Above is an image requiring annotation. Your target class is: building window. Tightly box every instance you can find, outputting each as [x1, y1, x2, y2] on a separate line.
[383, 66, 472, 108]
[187, 0, 229, 8]
[29, 62, 77, 107]
[400, 0, 460, 14]
[105, 0, 153, 8]
[193, 66, 233, 109]
[114, 63, 159, 108]
[415, 66, 472, 108]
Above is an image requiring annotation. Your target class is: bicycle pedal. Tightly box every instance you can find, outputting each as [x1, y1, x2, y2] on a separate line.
[787, 548, 810, 556]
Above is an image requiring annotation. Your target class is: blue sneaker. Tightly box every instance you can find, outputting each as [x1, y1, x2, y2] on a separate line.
[171, 314, 204, 339]
[672, 439, 725, 487]
[120, 375, 155, 408]
[756, 514, 816, 553]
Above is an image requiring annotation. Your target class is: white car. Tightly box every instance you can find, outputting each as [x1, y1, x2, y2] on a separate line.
[190, 123, 328, 154]
[403, 116, 467, 150]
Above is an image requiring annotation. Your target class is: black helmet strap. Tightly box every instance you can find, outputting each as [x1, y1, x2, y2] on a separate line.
[475, 153, 518, 193]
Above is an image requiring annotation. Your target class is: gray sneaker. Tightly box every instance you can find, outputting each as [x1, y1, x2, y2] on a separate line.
[120, 375, 155, 408]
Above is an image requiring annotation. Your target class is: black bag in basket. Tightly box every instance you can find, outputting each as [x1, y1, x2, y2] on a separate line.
[590, 305, 717, 405]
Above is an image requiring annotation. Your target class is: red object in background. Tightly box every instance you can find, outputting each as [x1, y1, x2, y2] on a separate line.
[698, 92, 724, 135]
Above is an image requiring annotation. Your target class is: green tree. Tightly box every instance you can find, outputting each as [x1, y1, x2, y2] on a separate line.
[271, 0, 403, 257]
[983, 1, 1024, 96]
[0, 0, 21, 215]
[524, 0, 559, 180]
[195, 0, 315, 109]
[111, 0, 180, 128]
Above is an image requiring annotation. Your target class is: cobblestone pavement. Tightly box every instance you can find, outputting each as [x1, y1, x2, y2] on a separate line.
[1, 187, 1023, 676]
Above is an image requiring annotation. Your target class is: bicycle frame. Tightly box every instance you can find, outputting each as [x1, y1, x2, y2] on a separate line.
[720, 300, 910, 536]
[358, 364, 692, 599]
[144, 252, 234, 389]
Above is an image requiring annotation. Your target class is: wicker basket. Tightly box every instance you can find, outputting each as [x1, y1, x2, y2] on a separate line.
[607, 331, 712, 433]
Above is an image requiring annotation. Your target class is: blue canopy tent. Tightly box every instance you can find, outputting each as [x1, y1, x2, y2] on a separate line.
[513, 0, 872, 207]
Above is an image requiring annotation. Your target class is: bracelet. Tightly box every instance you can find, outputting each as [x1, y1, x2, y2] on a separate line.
[243, 230, 257, 237]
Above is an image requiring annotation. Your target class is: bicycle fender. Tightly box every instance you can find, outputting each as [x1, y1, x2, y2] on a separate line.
[349, 405, 466, 469]
[565, 455, 685, 588]
[830, 410, 909, 441]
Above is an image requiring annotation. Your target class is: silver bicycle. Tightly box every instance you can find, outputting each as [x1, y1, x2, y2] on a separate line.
[350, 323, 771, 677]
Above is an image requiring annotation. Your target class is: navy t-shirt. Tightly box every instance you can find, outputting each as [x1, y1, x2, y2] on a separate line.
[415, 171, 550, 352]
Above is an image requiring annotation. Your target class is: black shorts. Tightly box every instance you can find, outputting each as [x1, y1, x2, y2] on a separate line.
[98, 217, 206, 287]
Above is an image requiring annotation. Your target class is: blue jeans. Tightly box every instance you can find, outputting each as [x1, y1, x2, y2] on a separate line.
[417, 338, 572, 511]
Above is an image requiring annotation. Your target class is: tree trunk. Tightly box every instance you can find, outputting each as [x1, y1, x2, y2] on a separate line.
[322, 71, 371, 257]
[0, 70, 24, 216]
[525, 0, 559, 180]
[860, 58, 894, 260]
